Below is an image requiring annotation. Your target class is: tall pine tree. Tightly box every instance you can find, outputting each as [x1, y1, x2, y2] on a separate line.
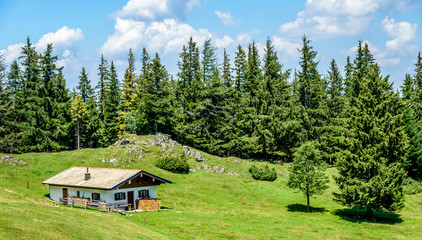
[334, 64, 407, 218]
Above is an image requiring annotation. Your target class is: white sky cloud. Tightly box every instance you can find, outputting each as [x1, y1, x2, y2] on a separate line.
[113, 0, 200, 21]
[100, 18, 213, 56]
[382, 17, 418, 54]
[272, 37, 301, 58]
[281, 0, 413, 39]
[1, 43, 25, 64]
[215, 35, 234, 48]
[0, 26, 84, 65]
[346, 17, 418, 67]
[36, 26, 84, 52]
[215, 10, 239, 26]
[62, 49, 71, 58]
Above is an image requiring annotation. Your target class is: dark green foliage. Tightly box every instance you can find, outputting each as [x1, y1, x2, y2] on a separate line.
[97, 55, 109, 122]
[74, 67, 102, 149]
[137, 52, 174, 135]
[14, 39, 71, 152]
[334, 64, 407, 218]
[295, 35, 327, 143]
[201, 38, 218, 84]
[400, 53, 422, 178]
[6, 60, 22, 103]
[288, 141, 329, 212]
[346, 41, 375, 106]
[175, 37, 204, 146]
[155, 153, 190, 173]
[0, 53, 19, 152]
[319, 59, 346, 164]
[402, 98, 422, 178]
[103, 61, 120, 145]
[249, 164, 277, 181]
[76, 67, 93, 103]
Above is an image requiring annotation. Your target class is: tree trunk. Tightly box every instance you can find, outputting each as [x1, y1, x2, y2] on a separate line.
[306, 189, 310, 213]
[366, 206, 373, 219]
[77, 120, 80, 150]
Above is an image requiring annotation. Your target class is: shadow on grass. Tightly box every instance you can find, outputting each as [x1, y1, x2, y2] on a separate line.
[44, 193, 50, 198]
[333, 208, 403, 224]
[287, 204, 328, 213]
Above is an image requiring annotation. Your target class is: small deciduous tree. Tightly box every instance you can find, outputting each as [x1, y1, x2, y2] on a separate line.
[288, 142, 329, 212]
[71, 94, 87, 150]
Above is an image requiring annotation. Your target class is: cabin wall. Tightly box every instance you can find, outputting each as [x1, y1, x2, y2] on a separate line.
[67, 188, 107, 201]
[49, 185, 157, 204]
[105, 186, 157, 204]
[49, 186, 62, 202]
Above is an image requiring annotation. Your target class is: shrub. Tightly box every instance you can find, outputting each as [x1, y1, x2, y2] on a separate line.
[155, 153, 190, 173]
[249, 165, 277, 181]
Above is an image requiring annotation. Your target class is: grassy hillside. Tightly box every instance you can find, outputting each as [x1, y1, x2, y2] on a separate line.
[1, 134, 421, 239]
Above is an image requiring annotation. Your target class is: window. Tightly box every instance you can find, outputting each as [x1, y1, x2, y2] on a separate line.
[92, 193, 100, 201]
[138, 190, 150, 199]
[77, 191, 80, 198]
[114, 192, 126, 201]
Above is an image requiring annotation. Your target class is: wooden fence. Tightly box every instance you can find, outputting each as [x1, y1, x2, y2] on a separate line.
[59, 197, 129, 215]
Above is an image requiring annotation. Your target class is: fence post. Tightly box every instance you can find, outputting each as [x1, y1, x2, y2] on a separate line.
[4, 171, 6, 180]
[175, 202, 176, 211]
[169, 225, 171, 236]
[26, 180, 29, 189]
[144, 216, 146, 225]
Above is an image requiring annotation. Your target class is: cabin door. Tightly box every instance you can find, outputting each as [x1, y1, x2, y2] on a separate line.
[128, 191, 134, 210]
[63, 188, 68, 199]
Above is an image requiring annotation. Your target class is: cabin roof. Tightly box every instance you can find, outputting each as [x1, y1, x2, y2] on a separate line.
[42, 166, 172, 190]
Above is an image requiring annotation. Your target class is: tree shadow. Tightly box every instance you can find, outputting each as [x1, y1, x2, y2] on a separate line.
[44, 193, 50, 198]
[333, 208, 403, 225]
[287, 204, 328, 213]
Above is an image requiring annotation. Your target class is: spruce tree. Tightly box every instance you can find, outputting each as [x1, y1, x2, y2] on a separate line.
[175, 37, 204, 146]
[224, 45, 248, 156]
[402, 103, 422, 178]
[0, 54, 18, 152]
[213, 49, 236, 155]
[259, 38, 294, 159]
[18, 37, 50, 152]
[237, 42, 262, 157]
[202, 38, 218, 84]
[77, 67, 93, 103]
[138, 53, 174, 135]
[412, 52, 422, 120]
[296, 35, 326, 143]
[334, 64, 407, 218]
[137, 47, 151, 104]
[347, 41, 375, 106]
[401, 54, 422, 178]
[103, 61, 120, 145]
[39, 44, 71, 151]
[6, 60, 22, 105]
[320, 59, 346, 164]
[97, 55, 109, 122]
[76, 67, 99, 148]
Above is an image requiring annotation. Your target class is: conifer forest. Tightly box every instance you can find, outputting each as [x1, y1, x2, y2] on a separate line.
[1, 35, 422, 216]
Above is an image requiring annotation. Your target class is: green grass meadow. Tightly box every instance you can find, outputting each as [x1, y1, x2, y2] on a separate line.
[1, 135, 421, 239]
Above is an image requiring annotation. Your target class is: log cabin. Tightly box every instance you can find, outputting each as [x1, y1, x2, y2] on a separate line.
[42, 166, 172, 211]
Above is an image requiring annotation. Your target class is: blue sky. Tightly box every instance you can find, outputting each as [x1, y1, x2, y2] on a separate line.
[1, 0, 421, 90]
